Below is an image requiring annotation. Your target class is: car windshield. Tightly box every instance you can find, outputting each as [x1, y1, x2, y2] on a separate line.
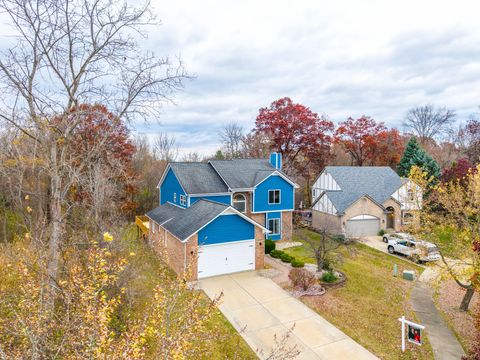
[428, 246, 439, 254]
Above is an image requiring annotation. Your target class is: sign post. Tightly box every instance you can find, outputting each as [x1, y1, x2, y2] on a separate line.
[398, 316, 425, 352]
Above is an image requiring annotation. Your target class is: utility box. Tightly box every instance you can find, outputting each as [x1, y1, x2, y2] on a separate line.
[403, 270, 415, 281]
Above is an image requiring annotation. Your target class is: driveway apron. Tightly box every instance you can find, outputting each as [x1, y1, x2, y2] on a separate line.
[198, 271, 378, 360]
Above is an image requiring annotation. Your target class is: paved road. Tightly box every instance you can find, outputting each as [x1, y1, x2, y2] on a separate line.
[198, 271, 378, 360]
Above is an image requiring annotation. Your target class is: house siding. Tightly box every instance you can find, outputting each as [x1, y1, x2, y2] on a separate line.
[198, 213, 255, 245]
[253, 175, 294, 212]
[160, 168, 186, 207]
[189, 195, 231, 206]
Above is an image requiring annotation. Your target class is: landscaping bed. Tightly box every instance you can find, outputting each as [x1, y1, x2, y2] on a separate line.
[282, 229, 434, 360]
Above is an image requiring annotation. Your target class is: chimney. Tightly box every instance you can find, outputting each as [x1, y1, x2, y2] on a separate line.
[269, 152, 282, 170]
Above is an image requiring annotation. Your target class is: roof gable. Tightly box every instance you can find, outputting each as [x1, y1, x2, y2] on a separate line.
[168, 163, 228, 194]
[146, 199, 267, 241]
[319, 166, 403, 213]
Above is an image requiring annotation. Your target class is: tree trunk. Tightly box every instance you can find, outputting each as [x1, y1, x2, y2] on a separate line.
[46, 142, 63, 309]
[460, 286, 475, 311]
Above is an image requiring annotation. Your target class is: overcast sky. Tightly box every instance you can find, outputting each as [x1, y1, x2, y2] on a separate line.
[6, 0, 478, 156]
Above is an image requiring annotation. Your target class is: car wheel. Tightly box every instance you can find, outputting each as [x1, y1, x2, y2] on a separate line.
[388, 246, 395, 254]
[383, 237, 388, 243]
[410, 254, 420, 264]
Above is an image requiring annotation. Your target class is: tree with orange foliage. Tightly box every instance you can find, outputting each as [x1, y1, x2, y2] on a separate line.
[334, 116, 400, 166]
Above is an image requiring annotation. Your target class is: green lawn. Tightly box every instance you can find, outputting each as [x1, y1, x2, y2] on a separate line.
[284, 229, 434, 360]
[117, 226, 256, 360]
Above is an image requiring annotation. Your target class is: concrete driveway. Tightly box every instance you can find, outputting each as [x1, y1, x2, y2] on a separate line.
[198, 271, 378, 360]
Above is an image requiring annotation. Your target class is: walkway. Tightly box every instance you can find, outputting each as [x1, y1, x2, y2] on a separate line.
[411, 273, 466, 360]
[198, 271, 378, 360]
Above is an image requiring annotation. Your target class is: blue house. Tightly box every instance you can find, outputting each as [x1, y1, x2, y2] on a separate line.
[146, 153, 298, 279]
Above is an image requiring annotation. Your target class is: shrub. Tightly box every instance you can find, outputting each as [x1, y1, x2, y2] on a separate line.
[288, 268, 316, 290]
[321, 271, 337, 283]
[270, 249, 284, 258]
[280, 253, 293, 263]
[264, 239, 275, 254]
[378, 229, 386, 236]
[331, 234, 346, 242]
[291, 259, 305, 268]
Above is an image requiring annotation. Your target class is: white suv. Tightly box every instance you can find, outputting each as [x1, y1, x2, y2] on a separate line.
[385, 234, 441, 263]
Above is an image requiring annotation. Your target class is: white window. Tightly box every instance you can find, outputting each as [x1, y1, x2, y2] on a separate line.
[152, 222, 156, 234]
[268, 190, 280, 204]
[180, 195, 187, 206]
[403, 212, 414, 225]
[268, 218, 280, 235]
[407, 189, 415, 202]
[233, 193, 246, 213]
[173, 193, 177, 202]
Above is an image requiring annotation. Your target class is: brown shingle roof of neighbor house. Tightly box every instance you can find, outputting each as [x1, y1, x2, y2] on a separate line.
[320, 166, 404, 213]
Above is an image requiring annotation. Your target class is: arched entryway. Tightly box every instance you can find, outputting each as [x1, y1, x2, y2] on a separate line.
[386, 206, 395, 229]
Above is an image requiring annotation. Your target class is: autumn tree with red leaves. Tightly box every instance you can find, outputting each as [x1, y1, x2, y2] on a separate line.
[69, 104, 138, 222]
[254, 97, 334, 177]
[334, 116, 403, 167]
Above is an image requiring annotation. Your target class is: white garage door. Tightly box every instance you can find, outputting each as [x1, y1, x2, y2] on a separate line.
[346, 218, 380, 237]
[197, 239, 255, 279]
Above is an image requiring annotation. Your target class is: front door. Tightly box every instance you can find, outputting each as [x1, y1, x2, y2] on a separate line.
[386, 206, 395, 229]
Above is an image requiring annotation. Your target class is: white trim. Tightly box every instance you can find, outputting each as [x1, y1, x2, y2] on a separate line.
[232, 193, 247, 213]
[166, 201, 184, 209]
[251, 209, 294, 214]
[268, 189, 281, 205]
[230, 187, 255, 192]
[349, 214, 379, 220]
[181, 205, 270, 243]
[156, 163, 172, 189]
[267, 218, 281, 235]
[254, 170, 299, 189]
[198, 238, 254, 248]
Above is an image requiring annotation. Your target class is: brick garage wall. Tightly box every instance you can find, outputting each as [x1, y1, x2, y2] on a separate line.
[312, 210, 342, 233]
[281, 211, 293, 241]
[342, 196, 385, 232]
[148, 219, 199, 280]
[254, 226, 265, 270]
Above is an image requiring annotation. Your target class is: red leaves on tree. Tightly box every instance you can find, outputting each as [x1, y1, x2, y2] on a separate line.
[441, 158, 476, 184]
[254, 97, 334, 176]
[334, 116, 404, 167]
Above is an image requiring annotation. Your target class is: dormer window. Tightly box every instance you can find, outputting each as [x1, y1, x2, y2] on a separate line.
[233, 194, 246, 213]
[268, 190, 280, 204]
[180, 195, 186, 206]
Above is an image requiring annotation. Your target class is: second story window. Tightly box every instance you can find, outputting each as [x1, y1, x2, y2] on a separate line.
[233, 194, 246, 213]
[173, 193, 177, 203]
[180, 195, 187, 206]
[268, 190, 280, 204]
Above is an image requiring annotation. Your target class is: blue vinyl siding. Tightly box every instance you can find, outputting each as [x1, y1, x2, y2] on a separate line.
[189, 195, 231, 206]
[198, 214, 254, 245]
[160, 168, 186, 207]
[266, 212, 282, 241]
[253, 175, 294, 212]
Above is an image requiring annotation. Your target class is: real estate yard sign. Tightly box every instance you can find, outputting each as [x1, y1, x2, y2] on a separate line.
[398, 316, 425, 352]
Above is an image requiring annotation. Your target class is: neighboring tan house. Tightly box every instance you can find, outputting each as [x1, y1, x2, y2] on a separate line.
[311, 166, 421, 237]
[145, 153, 298, 280]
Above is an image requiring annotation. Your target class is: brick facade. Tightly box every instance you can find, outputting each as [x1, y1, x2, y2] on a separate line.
[281, 211, 293, 241]
[254, 226, 265, 270]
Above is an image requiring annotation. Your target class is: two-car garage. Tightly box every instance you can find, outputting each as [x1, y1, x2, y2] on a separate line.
[346, 215, 380, 238]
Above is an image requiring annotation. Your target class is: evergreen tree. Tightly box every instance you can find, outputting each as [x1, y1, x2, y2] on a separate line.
[214, 150, 225, 160]
[397, 137, 440, 180]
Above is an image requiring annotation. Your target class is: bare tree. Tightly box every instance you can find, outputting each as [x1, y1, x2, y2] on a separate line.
[403, 105, 456, 143]
[181, 151, 202, 162]
[220, 122, 244, 159]
[153, 132, 179, 162]
[296, 227, 343, 271]
[0, 0, 189, 305]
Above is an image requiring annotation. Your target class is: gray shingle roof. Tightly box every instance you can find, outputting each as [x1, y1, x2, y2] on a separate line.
[321, 166, 403, 213]
[146, 200, 229, 241]
[209, 159, 277, 189]
[169, 163, 228, 194]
